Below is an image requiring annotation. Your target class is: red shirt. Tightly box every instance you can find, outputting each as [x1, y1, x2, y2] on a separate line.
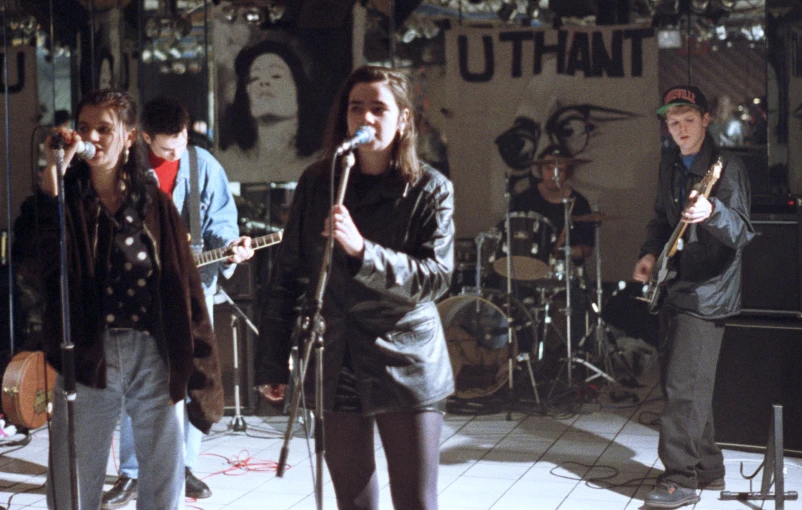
[149, 151, 180, 198]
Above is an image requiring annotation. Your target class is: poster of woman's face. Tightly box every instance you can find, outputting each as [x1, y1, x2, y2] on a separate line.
[213, 9, 352, 183]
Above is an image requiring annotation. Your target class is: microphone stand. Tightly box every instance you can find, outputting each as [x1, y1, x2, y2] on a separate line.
[276, 152, 356, 509]
[216, 288, 259, 432]
[54, 147, 80, 510]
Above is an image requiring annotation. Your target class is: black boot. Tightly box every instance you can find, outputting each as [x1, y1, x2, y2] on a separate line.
[185, 467, 212, 499]
[645, 480, 700, 508]
[101, 475, 137, 510]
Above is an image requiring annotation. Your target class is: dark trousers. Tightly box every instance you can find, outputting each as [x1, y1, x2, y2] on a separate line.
[324, 410, 443, 510]
[657, 308, 726, 489]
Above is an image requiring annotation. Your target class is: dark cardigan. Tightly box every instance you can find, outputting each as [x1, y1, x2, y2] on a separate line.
[13, 174, 223, 433]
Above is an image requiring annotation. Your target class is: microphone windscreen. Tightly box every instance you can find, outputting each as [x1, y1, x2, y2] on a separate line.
[77, 141, 96, 160]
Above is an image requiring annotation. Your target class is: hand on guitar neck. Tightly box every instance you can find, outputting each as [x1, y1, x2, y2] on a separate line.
[682, 189, 714, 224]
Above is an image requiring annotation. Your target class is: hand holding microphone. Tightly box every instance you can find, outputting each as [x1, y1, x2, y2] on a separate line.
[49, 130, 96, 161]
[42, 129, 96, 197]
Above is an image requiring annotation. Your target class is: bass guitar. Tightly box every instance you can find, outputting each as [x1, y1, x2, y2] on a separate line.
[641, 157, 723, 314]
[194, 230, 283, 267]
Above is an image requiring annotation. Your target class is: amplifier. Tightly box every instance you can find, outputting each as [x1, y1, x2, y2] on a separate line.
[740, 206, 802, 318]
[714, 319, 802, 453]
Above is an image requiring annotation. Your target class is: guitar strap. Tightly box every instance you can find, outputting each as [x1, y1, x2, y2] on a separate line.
[188, 145, 202, 254]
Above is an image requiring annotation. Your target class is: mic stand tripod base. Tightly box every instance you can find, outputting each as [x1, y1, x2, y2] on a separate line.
[229, 415, 248, 432]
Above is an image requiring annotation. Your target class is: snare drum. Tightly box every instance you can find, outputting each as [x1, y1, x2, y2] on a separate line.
[493, 212, 556, 281]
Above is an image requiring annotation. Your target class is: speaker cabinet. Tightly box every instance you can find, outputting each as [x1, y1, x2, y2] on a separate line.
[740, 211, 802, 318]
[713, 320, 802, 452]
[214, 301, 256, 415]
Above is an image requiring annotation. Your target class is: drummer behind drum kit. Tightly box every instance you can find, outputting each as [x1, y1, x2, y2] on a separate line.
[440, 188, 625, 402]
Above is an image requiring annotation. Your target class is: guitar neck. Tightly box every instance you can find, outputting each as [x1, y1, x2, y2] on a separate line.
[664, 157, 723, 259]
[194, 231, 283, 267]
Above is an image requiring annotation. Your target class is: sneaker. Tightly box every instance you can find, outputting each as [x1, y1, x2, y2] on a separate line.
[645, 480, 701, 508]
[185, 468, 212, 499]
[101, 475, 137, 510]
[698, 477, 725, 491]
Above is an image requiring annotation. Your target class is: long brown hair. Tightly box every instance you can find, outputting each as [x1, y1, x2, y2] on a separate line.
[323, 65, 421, 184]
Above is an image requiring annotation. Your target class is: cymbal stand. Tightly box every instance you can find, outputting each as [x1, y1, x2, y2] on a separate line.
[562, 197, 575, 385]
[578, 216, 634, 384]
[587, 215, 616, 380]
[548, 198, 615, 399]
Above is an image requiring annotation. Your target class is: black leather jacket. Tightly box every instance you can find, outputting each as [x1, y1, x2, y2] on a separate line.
[256, 161, 455, 414]
[639, 136, 755, 318]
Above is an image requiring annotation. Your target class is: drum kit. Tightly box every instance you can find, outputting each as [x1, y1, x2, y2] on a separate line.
[440, 163, 625, 402]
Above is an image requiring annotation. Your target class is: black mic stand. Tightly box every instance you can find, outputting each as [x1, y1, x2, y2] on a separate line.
[53, 146, 80, 510]
[276, 153, 356, 509]
[502, 174, 539, 420]
[216, 288, 258, 432]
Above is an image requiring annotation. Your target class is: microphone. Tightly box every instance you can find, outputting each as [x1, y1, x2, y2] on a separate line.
[50, 132, 96, 161]
[553, 164, 561, 188]
[75, 141, 97, 160]
[334, 126, 376, 155]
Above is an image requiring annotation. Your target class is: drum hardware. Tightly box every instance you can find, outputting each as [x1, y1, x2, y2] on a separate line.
[503, 173, 539, 408]
[547, 197, 616, 396]
[577, 214, 637, 385]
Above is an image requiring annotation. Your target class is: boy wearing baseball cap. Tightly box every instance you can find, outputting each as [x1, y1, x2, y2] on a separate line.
[632, 86, 754, 508]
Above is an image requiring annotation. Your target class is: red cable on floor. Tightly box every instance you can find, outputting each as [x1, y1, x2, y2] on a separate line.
[199, 450, 286, 477]
[184, 451, 290, 509]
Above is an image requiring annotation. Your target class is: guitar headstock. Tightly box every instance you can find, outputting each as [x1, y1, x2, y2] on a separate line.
[711, 156, 724, 180]
[699, 156, 724, 195]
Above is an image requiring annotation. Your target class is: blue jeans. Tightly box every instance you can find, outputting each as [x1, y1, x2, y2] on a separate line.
[119, 406, 203, 476]
[118, 292, 215, 478]
[46, 329, 184, 509]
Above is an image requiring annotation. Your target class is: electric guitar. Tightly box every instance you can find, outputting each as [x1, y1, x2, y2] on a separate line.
[641, 157, 724, 314]
[194, 230, 283, 267]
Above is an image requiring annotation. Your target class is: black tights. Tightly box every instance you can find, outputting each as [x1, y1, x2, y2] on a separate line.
[324, 410, 443, 510]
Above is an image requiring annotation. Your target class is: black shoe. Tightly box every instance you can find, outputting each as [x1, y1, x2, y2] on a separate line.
[698, 477, 725, 491]
[101, 475, 137, 510]
[185, 468, 212, 499]
[645, 480, 701, 509]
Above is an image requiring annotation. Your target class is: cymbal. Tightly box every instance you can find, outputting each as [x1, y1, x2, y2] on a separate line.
[572, 212, 624, 223]
[532, 156, 591, 167]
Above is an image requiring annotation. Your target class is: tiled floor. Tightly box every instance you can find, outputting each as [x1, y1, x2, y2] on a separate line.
[0, 367, 800, 510]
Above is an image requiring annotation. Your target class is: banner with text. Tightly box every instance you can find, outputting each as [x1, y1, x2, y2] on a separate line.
[444, 24, 661, 281]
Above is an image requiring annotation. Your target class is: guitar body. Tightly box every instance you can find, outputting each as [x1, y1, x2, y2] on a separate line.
[643, 261, 675, 314]
[1, 351, 57, 429]
[639, 157, 724, 314]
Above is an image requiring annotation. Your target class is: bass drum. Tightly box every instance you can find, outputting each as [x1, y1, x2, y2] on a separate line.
[438, 291, 535, 399]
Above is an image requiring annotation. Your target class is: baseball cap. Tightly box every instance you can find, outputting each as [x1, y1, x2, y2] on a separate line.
[656, 85, 708, 116]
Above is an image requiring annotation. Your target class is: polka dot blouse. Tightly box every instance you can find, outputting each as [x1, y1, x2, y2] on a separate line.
[101, 205, 156, 333]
